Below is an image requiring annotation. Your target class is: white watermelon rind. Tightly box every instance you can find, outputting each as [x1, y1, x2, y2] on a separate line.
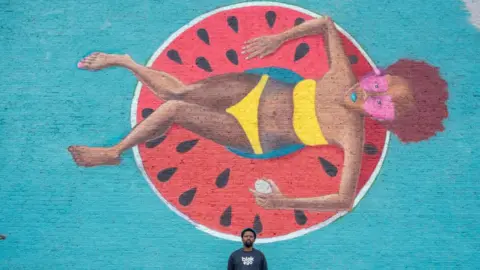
[130, 1, 391, 244]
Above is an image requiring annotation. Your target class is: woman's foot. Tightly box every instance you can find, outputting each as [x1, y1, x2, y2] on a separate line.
[68, 146, 121, 167]
[77, 52, 133, 70]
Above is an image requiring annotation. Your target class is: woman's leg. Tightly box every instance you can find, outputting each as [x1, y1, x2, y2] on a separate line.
[78, 52, 186, 100]
[68, 100, 251, 167]
[77, 52, 264, 108]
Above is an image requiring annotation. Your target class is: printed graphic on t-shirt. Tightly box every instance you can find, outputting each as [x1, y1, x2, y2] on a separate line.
[242, 256, 254, 266]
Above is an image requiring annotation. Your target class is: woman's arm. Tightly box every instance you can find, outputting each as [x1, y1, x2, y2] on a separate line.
[276, 16, 330, 42]
[284, 140, 362, 211]
[282, 138, 363, 211]
[321, 18, 352, 72]
[251, 127, 363, 212]
[243, 17, 351, 72]
[243, 16, 329, 59]
[279, 16, 352, 71]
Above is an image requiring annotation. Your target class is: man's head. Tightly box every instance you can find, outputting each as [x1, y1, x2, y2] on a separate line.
[241, 228, 256, 248]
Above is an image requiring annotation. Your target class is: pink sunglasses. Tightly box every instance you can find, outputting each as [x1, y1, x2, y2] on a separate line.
[359, 68, 396, 121]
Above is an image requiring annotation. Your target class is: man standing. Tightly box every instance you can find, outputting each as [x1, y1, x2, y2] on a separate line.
[227, 228, 268, 270]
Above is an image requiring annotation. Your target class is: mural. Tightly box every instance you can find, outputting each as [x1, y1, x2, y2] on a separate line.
[5, 0, 480, 268]
[68, 3, 448, 243]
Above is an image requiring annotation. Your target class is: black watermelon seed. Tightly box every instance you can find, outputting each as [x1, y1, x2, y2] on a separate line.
[294, 43, 310, 61]
[216, 168, 230, 188]
[142, 108, 154, 118]
[348, 55, 358, 64]
[220, 206, 232, 227]
[226, 49, 239, 65]
[167, 49, 182, 64]
[364, 143, 378, 155]
[227, 16, 239, 33]
[157, 167, 177, 182]
[146, 135, 167, 148]
[196, 57, 213, 72]
[197, 28, 210, 45]
[179, 187, 197, 206]
[265, 11, 276, 28]
[318, 157, 338, 177]
[176, 139, 199, 153]
[294, 18, 305, 26]
[294, 210, 308, 225]
[253, 214, 263, 233]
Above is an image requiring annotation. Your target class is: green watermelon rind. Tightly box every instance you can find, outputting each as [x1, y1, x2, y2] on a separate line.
[130, 1, 391, 244]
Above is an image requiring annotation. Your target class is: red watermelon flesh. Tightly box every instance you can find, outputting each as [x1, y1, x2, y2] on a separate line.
[133, 5, 388, 240]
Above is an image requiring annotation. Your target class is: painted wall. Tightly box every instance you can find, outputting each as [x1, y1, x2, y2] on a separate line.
[1, 0, 479, 269]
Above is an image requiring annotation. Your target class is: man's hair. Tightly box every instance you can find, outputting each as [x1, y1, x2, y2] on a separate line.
[241, 228, 257, 239]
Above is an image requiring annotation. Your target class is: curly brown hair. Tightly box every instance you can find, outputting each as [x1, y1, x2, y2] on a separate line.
[382, 59, 449, 143]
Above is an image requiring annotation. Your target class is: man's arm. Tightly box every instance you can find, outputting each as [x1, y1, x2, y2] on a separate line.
[261, 253, 268, 270]
[227, 254, 235, 270]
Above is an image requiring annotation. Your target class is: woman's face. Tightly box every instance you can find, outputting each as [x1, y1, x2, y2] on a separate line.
[344, 73, 412, 121]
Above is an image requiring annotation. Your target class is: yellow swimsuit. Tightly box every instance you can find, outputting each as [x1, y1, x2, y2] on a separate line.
[225, 75, 328, 155]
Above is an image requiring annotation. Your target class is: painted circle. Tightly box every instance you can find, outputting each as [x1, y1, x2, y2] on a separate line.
[131, 2, 390, 243]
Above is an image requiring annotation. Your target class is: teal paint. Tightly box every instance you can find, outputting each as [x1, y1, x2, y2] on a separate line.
[1, 0, 479, 269]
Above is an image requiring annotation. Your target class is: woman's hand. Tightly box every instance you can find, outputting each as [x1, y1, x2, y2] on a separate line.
[249, 179, 288, 209]
[241, 16, 333, 60]
[242, 34, 284, 60]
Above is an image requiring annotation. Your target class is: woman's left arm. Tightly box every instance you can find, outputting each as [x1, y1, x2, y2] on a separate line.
[242, 16, 330, 60]
[276, 16, 330, 43]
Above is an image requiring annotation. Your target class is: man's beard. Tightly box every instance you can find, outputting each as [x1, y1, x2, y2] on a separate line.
[244, 240, 253, 248]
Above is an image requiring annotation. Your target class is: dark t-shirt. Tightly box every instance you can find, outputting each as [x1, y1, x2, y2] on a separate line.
[228, 248, 268, 270]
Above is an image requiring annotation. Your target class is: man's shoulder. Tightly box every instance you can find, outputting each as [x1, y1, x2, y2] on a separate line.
[229, 248, 244, 256]
[229, 248, 266, 257]
[253, 248, 266, 256]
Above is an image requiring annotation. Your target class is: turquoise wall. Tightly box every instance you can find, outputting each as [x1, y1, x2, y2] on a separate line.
[1, 0, 479, 269]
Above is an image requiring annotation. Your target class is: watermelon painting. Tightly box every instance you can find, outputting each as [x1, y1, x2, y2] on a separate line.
[129, 2, 390, 243]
